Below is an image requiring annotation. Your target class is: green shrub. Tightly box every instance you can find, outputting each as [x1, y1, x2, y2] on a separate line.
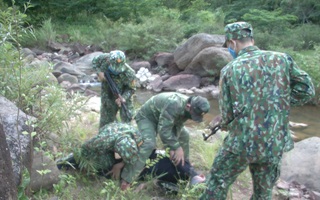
[20, 18, 57, 50]
[254, 31, 281, 50]
[281, 24, 320, 50]
[88, 9, 185, 59]
[183, 10, 224, 38]
[1, 3, 88, 151]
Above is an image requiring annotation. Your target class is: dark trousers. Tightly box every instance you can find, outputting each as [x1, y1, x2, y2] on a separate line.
[138, 149, 198, 183]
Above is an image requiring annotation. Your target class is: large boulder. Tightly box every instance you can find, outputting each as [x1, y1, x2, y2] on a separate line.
[0, 96, 35, 186]
[162, 74, 201, 91]
[184, 47, 231, 78]
[0, 124, 17, 200]
[73, 51, 104, 74]
[173, 33, 225, 70]
[281, 137, 320, 192]
[52, 61, 86, 78]
[150, 52, 174, 68]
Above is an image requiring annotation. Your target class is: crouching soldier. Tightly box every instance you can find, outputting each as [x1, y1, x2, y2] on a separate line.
[120, 92, 210, 190]
[57, 122, 143, 179]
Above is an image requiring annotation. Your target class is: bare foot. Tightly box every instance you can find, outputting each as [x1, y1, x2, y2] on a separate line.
[190, 174, 206, 185]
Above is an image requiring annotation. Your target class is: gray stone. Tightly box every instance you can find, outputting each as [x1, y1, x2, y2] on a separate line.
[162, 74, 201, 91]
[29, 151, 61, 192]
[57, 73, 78, 84]
[281, 137, 320, 192]
[0, 96, 34, 186]
[173, 33, 225, 70]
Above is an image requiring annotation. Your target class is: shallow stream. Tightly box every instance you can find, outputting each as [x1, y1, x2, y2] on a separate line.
[134, 89, 320, 142]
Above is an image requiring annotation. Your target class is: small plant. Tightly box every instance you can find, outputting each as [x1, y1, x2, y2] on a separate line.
[53, 174, 77, 196]
[145, 148, 170, 169]
[177, 179, 207, 200]
[100, 180, 122, 200]
[20, 18, 57, 50]
[18, 168, 31, 200]
[73, 147, 100, 176]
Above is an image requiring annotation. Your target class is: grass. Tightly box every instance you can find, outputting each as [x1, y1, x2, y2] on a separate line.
[32, 103, 254, 200]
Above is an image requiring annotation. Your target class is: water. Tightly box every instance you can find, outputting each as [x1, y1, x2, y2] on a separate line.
[133, 89, 320, 141]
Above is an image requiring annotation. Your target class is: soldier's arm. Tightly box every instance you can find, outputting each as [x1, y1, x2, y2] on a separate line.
[177, 126, 190, 160]
[92, 53, 110, 73]
[218, 68, 234, 130]
[158, 104, 181, 150]
[121, 65, 137, 101]
[288, 55, 315, 106]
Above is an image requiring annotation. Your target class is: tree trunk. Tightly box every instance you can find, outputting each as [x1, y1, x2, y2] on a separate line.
[0, 123, 18, 200]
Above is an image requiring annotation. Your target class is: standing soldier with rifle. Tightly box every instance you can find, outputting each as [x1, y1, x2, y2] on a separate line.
[200, 22, 315, 200]
[92, 50, 136, 128]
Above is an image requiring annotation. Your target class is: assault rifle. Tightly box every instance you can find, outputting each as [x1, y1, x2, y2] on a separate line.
[202, 124, 221, 141]
[202, 115, 222, 141]
[104, 71, 132, 120]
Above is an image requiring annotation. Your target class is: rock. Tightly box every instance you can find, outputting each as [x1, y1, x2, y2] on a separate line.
[73, 51, 104, 74]
[276, 180, 290, 190]
[57, 73, 78, 84]
[147, 76, 163, 92]
[82, 96, 101, 113]
[173, 33, 225, 70]
[130, 61, 151, 72]
[162, 74, 201, 91]
[53, 61, 85, 77]
[184, 46, 231, 78]
[0, 96, 35, 186]
[21, 48, 37, 58]
[29, 151, 61, 192]
[150, 52, 174, 68]
[281, 137, 320, 192]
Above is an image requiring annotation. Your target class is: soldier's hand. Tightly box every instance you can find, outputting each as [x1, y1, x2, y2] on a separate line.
[170, 147, 185, 166]
[106, 161, 125, 180]
[97, 72, 106, 82]
[115, 96, 126, 107]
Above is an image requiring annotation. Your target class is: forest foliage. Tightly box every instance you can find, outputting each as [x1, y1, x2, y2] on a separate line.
[1, 0, 319, 101]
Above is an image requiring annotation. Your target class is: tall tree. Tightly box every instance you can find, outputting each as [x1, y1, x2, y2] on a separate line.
[281, 0, 320, 24]
[242, 9, 297, 34]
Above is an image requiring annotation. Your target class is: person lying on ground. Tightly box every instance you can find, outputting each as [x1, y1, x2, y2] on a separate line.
[56, 122, 205, 190]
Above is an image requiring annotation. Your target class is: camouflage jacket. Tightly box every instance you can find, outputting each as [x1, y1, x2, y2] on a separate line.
[134, 92, 191, 150]
[92, 53, 136, 100]
[80, 122, 142, 169]
[219, 46, 315, 160]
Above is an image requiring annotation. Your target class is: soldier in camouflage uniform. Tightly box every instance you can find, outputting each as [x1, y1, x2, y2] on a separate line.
[92, 50, 136, 128]
[57, 122, 143, 179]
[120, 92, 210, 190]
[57, 121, 206, 187]
[200, 22, 315, 200]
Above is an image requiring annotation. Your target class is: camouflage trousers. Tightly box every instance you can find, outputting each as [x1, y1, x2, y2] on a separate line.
[80, 147, 116, 172]
[121, 118, 190, 183]
[200, 149, 281, 200]
[99, 91, 133, 128]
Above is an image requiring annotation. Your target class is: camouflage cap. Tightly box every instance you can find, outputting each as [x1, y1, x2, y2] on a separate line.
[110, 50, 126, 64]
[222, 21, 253, 47]
[114, 136, 139, 165]
[190, 96, 210, 122]
[108, 50, 127, 74]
